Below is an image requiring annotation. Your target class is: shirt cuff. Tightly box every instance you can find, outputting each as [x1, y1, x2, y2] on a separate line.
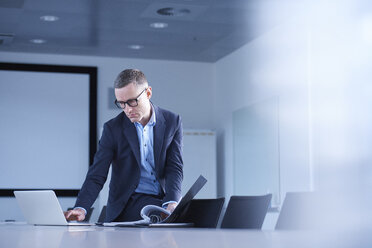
[162, 201, 178, 209]
[73, 207, 87, 215]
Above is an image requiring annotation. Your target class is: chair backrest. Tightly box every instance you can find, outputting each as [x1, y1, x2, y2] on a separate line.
[220, 194, 272, 229]
[67, 207, 94, 222]
[97, 205, 107, 223]
[275, 192, 318, 230]
[177, 198, 225, 228]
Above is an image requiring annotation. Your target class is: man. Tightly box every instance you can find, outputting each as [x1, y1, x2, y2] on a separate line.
[64, 69, 183, 222]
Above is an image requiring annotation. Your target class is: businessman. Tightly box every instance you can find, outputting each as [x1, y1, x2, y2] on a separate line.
[64, 69, 183, 222]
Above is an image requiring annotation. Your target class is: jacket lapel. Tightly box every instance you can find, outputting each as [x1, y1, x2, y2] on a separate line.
[153, 105, 166, 172]
[122, 115, 141, 167]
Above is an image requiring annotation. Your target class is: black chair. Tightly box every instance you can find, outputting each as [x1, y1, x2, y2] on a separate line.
[97, 205, 107, 223]
[176, 198, 225, 228]
[220, 194, 272, 229]
[275, 192, 318, 230]
[67, 207, 94, 222]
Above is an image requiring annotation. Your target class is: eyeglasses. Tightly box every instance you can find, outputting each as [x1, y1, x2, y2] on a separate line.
[115, 88, 147, 109]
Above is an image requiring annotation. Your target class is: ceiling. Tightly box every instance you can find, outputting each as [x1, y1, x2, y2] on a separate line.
[0, 0, 280, 62]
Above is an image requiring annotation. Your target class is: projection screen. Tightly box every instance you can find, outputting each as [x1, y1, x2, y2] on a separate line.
[0, 63, 97, 196]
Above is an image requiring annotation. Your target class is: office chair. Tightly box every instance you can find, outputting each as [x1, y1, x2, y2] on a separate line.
[176, 198, 225, 228]
[97, 205, 107, 223]
[275, 192, 319, 230]
[220, 194, 272, 229]
[67, 207, 94, 222]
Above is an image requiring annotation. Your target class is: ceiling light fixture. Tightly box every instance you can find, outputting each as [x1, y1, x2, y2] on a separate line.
[30, 39, 46, 44]
[40, 15, 59, 22]
[128, 45, 143, 50]
[150, 22, 168, 29]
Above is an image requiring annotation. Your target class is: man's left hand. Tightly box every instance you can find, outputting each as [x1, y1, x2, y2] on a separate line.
[165, 202, 177, 214]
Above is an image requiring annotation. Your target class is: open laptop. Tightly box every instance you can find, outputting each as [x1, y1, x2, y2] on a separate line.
[160, 175, 207, 224]
[151, 174, 207, 227]
[14, 190, 93, 226]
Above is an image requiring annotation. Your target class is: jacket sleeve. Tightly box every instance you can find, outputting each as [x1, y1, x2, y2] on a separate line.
[163, 115, 183, 203]
[74, 122, 115, 210]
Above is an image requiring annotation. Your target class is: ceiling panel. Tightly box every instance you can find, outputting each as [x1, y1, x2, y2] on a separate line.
[0, 0, 281, 62]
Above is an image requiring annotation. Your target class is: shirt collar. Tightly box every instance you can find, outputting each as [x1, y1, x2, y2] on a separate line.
[148, 103, 156, 126]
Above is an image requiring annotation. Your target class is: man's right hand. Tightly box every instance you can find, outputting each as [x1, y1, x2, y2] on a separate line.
[64, 208, 86, 221]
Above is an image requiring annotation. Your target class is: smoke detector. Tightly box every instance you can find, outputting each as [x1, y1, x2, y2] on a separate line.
[156, 7, 191, 17]
[141, 3, 207, 21]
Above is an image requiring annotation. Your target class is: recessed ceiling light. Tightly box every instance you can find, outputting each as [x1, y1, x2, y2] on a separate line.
[30, 39, 46, 44]
[150, 22, 168, 29]
[40, 15, 59, 22]
[128, 45, 143, 50]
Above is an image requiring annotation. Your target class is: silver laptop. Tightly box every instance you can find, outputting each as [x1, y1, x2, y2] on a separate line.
[14, 190, 93, 226]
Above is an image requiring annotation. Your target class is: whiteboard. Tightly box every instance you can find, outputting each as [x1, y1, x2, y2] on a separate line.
[0, 63, 96, 193]
[181, 130, 217, 198]
[233, 97, 280, 207]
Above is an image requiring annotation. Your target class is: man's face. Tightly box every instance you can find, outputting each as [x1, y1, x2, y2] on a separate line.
[114, 82, 152, 124]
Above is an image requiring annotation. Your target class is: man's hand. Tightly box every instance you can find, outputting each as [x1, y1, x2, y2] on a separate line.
[165, 202, 177, 214]
[64, 208, 86, 221]
[160, 202, 178, 220]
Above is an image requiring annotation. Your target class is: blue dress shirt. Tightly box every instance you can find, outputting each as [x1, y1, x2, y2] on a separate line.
[134, 105, 176, 208]
[134, 105, 161, 195]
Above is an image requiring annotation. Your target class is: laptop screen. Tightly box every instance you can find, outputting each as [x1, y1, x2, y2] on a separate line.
[163, 175, 207, 223]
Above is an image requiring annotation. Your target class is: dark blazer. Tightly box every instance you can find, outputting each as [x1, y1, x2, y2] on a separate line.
[74, 105, 183, 222]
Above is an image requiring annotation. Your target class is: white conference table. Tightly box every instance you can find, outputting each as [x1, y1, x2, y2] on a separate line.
[0, 223, 369, 248]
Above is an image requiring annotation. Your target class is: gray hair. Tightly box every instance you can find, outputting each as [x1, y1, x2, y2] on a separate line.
[114, 69, 148, 89]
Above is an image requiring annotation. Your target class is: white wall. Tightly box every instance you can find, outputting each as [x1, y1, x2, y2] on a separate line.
[214, 0, 372, 230]
[306, 0, 372, 229]
[214, 15, 312, 229]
